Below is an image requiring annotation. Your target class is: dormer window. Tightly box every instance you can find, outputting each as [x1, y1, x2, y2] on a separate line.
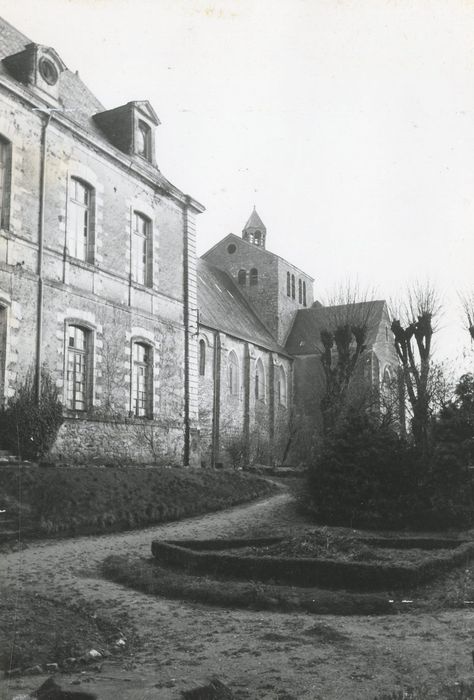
[38, 57, 59, 86]
[136, 120, 152, 160]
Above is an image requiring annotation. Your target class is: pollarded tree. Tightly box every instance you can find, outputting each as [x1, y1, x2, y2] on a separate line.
[390, 283, 441, 455]
[320, 283, 378, 434]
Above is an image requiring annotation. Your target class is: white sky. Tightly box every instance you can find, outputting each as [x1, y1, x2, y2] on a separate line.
[0, 0, 473, 368]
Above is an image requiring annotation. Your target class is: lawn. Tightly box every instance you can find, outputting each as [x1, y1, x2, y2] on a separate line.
[0, 465, 277, 540]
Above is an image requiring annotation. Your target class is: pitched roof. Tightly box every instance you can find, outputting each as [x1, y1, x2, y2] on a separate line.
[197, 259, 288, 355]
[285, 300, 387, 356]
[243, 207, 266, 231]
[0, 17, 204, 210]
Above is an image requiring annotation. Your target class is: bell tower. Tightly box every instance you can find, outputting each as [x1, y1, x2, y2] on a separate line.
[242, 206, 266, 249]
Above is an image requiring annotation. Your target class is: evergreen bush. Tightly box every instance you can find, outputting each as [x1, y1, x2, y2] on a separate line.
[0, 368, 64, 460]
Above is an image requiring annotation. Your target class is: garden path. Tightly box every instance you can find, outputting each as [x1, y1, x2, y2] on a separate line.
[1, 489, 473, 700]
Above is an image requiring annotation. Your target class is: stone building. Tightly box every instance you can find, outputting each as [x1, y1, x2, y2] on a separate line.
[0, 17, 398, 467]
[0, 17, 203, 465]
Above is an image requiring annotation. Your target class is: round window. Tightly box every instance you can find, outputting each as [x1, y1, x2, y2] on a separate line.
[227, 244, 236, 254]
[39, 58, 59, 86]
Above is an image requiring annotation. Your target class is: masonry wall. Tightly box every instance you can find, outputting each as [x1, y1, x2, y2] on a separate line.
[0, 85, 194, 464]
[197, 324, 292, 468]
[204, 235, 314, 345]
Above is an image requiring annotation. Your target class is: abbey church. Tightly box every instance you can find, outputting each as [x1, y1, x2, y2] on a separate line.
[0, 17, 397, 466]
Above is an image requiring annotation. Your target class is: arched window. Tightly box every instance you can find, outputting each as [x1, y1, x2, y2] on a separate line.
[286, 271, 291, 296]
[136, 120, 152, 160]
[277, 365, 287, 406]
[298, 279, 302, 303]
[132, 211, 152, 287]
[132, 341, 152, 417]
[199, 339, 206, 376]
[250, 268, 258, 286]
[228, 351, 239, 396]
[69, 177, 94, 262]
[0, 136, 11, 230]
[254, 230, 261, 246]
[291, 274, 295, 299]
[238, 269, 247, 286]
[66, 324, 91, 411]
[303, 281, 307, 306]
[255, 358, 265, 401]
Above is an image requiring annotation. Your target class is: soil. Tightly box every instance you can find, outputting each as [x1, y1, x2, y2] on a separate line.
[1, 487, 474, 700]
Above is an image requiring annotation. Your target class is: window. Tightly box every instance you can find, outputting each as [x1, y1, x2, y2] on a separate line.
[132, 342, 152, 417]
[136, 120, 152, 160]
[303, 281, 307, 307]
[298, 279, 302, 303]
[132, 212, 152, 286]
[228, 351, 239, 396]
[227, 243, 236, 254]
[0, 137, 11, 230]
[286, 271, 291, 297]
[291, 274, 295, 299]
[277, 366, 287, 406]
[238, 269, 246, 286]
[255, 358, 265, 401]
[69, 178, 94, 262]
[254, 230, 261, 246]
[199, 339, 206, 376]
[250, 268, 258, 286]
[66, 325, 90, 411]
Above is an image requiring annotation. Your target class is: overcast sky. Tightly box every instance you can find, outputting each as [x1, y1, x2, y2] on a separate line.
[1, 0, 473, 369]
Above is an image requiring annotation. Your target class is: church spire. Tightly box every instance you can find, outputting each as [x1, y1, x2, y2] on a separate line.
[242, 207, 266, 249]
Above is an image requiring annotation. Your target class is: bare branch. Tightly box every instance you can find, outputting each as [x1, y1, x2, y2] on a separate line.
[459, 289, 474, 341]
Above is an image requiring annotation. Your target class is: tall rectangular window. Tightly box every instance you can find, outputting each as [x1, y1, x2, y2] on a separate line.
[67, 325, 89, 411]
[132, 342, 151, 417]
[132, 212, 152, 286]
[69, 178, 94, 262]
[0, 137, 11, 230]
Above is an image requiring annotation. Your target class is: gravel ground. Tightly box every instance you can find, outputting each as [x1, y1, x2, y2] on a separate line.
[1, 489, 473, 700]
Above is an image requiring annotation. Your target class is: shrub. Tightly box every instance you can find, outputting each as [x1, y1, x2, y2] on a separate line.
[307, 397, 474, 530]
[308, 411, 423, 528]
[0, 368, 63, 460]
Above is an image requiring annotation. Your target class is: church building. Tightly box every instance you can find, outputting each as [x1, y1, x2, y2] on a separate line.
[0, 17, 398, 467]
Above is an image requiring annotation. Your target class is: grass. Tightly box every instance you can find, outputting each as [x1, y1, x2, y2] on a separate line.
[102, 554, 394, 615]
[0, 465, 277, 540]
[0, 588, 127, 673]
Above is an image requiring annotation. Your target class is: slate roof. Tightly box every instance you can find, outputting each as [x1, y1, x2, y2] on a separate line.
[197, 259, 288, 355]
[243, 207, 266, 231]
[285, 300, 387, 356]
[0, 17, 200, 206]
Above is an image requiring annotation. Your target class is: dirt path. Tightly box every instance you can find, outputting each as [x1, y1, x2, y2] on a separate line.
[1, 491, 473, 700]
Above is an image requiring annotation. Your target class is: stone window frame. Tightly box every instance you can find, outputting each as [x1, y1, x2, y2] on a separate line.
[237, 269, 247, 286]
[228, 350, 240, 397]
[0, 135, 12, 231]
[63, 319, 96, 413]
[199, 338, 206, 376]
[277, 364, 287, 407]
[130, 337, 154, 418]
[131, 210, 153, 288]
[67, 176, 96, 264]
[255, 357, 266, 403]
[133, 114, 155, 165]
[250, 268, 258, 286]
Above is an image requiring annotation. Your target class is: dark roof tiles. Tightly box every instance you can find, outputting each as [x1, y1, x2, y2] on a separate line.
[197, 259, 287, 355]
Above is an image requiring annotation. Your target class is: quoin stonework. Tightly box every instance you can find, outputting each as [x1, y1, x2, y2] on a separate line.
[0, 17, 398, 467]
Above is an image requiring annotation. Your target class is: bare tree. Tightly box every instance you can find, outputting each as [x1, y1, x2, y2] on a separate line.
[459, 290, 474, 342]
[320, 282, 378, 433]
[390, 283, 441, 454]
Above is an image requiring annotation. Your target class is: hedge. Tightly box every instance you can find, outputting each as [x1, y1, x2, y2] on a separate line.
[151, 537, 474, 592]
